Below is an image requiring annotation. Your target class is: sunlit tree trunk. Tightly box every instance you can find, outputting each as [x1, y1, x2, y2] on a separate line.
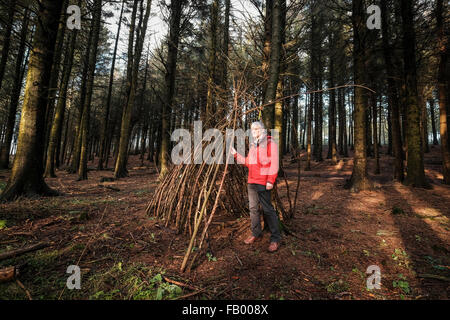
[98, 0, 124, 170]
[78, 0, 103, 180]
[43, 0, 68, 166]
[44, 26, 78, 177]
[436, 0, 450, 184]
[115, 0, 152, 178]
[0, 6, 29, 169]
[69, 1, 93, 174]
[0, 0, 64, 201]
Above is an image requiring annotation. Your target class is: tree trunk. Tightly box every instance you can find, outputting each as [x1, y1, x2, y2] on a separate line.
[436, 0, 450, 184]
[372, 94, 380, 174]
[429, 99, 438, 145]
[69, 1, 94, 174]
[0, 6, 29, 169]
[43, 0, 68, 166]
[401, 0, 428, 187]
[261, 0, 273, 109]
[262, 0, 282, 130]
[327, 33, 337, 164]
[98, 0, 124, 170]
[205, 0, 219, 121]
[338, 87, 348, 157]
[78, 0, 103, 180]
[273, 0, 285, 157]
[44, 28, 78, 177]
[381, 0, 404, 181]
[0, 0, 16, 91]
[159, 0, 183, 179]
[115, 0, 152, 178]
[0, 0, 64, 201]
[345, 0, 372, 192]
[305, 91, 313, 171]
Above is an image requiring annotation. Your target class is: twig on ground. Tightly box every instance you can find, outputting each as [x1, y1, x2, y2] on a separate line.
[163, 275, 200, 291]
[0, 242, 49, 261]
[16, 279, 32, 300]
[172, 288, 206, 300]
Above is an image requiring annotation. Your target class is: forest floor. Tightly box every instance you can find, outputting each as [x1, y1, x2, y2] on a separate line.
[0, 147, 449, 300]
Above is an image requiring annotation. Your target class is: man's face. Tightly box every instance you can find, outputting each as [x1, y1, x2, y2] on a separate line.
[251, 126, 263, 140]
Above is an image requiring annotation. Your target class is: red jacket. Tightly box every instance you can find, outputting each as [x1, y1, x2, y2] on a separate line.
[234, 135, 279, 186]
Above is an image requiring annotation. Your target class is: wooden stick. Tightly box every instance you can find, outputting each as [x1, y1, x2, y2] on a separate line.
[163, 276, 199, 291]
[16, 279, 32, 300]
[418, 274, 450, 282]
[172, 288, 206, 300]
[0, 242, 49, 261]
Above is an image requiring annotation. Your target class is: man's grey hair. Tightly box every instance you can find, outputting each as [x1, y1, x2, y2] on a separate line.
[251, 121, 265, 129]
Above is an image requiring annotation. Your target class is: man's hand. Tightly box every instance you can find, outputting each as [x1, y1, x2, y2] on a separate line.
[230, 146, 237, 155]
[266, 182, 273, 190]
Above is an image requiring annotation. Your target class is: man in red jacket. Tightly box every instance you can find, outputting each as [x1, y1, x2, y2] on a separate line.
[230, 121, 281, 252]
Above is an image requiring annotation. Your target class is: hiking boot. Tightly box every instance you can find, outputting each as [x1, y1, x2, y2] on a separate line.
[244, 236, 261, 245]
[268, 242, 280, 252]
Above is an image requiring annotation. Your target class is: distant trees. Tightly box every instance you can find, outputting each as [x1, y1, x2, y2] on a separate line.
[0, 0, 448, 202]
[114, 0, 152, 179]
[0, 5, 29, 169]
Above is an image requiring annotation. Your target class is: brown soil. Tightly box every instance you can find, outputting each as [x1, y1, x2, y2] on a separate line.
[0, 147, 449, 300]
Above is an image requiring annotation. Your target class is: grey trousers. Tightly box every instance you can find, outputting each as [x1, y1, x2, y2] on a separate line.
[247, 184, 281, 243]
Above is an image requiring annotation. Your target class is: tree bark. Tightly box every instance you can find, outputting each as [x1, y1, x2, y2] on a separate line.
[372, 94, 380, 174]
[159, 0, 183, 179]
[0, 6, 29, 169]
[345, 0, 372, 192]
[0, 0, 16, 91]
[436, 0, 450, 184]
[43, 0, 68, 166]
[429, 99, 438, 145]
[0, 0, 64, 201]
[401, 0, 428, 187]
[98, 0, 125, 170]
[305, 91, 312, 171]
[262, 0, 282, 130]
[114, 0, 152, 178]
[78, 0, 103, 180]
[327, 32, 337, 164]
[44, 27, 78, 177]
[381, 0, 404, 181]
